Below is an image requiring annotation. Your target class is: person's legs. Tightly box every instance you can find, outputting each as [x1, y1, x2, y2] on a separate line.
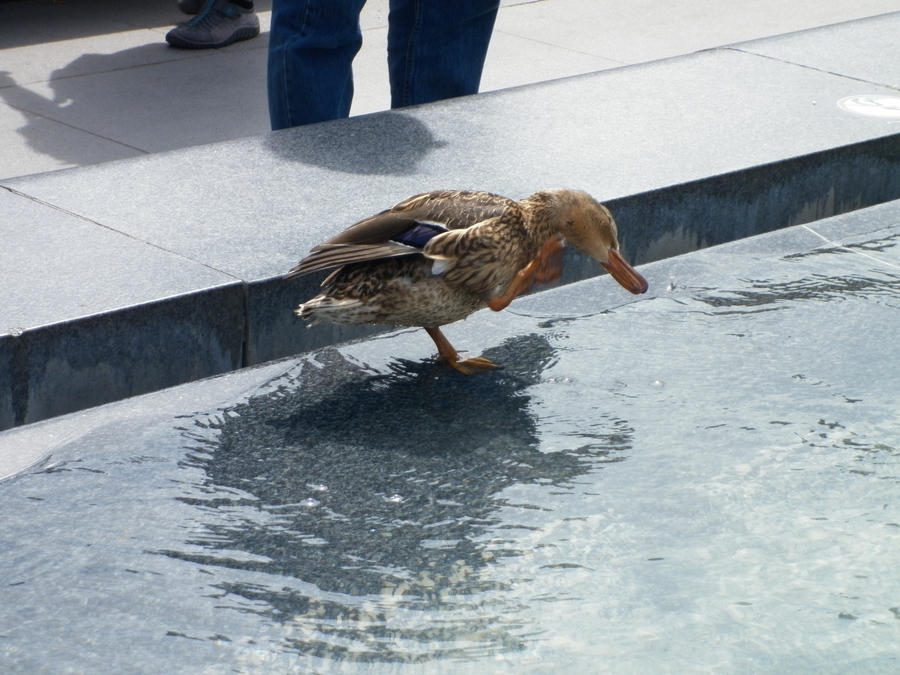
[387, 0, 500, 109]
[268, 0, 367, 129]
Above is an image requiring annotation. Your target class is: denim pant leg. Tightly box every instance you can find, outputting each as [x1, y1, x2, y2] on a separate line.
[268, 0, 367, 129]
[387, 0, 500, 109]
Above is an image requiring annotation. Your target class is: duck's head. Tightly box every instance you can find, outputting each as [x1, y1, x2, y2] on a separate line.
[543, 189, 649, 294]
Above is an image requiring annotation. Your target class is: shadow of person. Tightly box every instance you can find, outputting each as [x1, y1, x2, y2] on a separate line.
[263, 110, 446, 175]
[0, 43, 269, 170]
[166, 334, 632, 662]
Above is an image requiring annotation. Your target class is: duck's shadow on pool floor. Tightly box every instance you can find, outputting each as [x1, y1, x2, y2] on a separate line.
[167, 335, 629, 614]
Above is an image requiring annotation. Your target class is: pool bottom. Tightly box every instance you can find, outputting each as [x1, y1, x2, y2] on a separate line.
[1, 206, 899, 673]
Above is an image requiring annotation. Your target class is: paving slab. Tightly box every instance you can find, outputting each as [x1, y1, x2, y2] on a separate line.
[491, 0, 900, 67]
[0, 97, 142, 178]
[0, 45, 270, 155]
[737, 11, 900, 89]
[4, 1, 900, 181]
[1, 201, 897, 671]
[0, 29, 180, 88]
[0, 187, 245, 429]
[480, 29, 622, 91]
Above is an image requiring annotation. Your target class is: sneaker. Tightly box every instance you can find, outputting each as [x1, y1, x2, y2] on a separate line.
[166, 0, 259, 49]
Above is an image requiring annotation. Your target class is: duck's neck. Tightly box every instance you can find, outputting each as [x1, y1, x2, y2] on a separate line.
[521, 190, 575, 243]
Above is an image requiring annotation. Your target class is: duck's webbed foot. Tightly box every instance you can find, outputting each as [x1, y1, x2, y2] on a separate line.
[488, 236, 565, 312]
[425, 327, 499, 375]
[449, 355, 499, 375]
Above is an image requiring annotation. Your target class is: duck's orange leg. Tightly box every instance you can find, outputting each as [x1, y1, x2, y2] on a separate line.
[488, 236, 565, 312]
[425, 327, 498, 374]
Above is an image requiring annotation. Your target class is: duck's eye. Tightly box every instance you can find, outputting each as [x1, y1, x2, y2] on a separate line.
[565, 219, 574, 227]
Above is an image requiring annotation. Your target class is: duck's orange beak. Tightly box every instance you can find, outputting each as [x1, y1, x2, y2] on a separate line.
[602, 249, 649, 294]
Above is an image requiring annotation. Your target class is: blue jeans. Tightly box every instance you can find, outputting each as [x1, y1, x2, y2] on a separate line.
[267, 0, 500, 129]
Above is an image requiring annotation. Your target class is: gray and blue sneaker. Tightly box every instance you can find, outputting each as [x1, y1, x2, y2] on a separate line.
[166, 0, 259, 49]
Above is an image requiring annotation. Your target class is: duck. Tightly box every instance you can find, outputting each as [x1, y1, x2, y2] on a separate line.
[285, 189, 648, 373]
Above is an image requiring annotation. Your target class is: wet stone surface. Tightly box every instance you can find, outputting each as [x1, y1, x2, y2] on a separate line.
[0, 207, 899, 672]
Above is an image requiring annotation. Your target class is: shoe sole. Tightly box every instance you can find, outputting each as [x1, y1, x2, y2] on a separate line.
[166, 25, 259, 49]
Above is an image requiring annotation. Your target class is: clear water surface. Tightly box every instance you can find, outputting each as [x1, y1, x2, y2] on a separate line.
[1, 222, 899, 673]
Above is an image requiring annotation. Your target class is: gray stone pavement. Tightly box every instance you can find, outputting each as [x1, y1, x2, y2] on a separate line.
[1, 0, 900, 180]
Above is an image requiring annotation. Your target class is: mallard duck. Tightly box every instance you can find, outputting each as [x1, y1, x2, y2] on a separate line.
[286, 189, 648, 373]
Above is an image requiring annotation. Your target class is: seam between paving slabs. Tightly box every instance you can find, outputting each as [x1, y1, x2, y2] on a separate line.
[724, 46, 900, 92]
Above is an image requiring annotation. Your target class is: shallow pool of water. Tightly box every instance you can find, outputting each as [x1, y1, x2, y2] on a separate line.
[1, 219, 899, 673]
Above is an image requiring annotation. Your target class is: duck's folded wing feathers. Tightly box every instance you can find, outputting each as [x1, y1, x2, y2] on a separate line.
[285, 241, 418, 278]
[285, 190, 517, 279]
[322, 190, 515, 244]
[394, 190, 516, 228]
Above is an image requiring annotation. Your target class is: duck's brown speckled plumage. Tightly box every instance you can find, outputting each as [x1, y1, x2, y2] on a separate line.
[286, 189, 648, 372]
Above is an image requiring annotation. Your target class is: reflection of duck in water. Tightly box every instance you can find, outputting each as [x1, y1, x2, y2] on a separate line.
[175, 337, 633, 660]
[287, 189, 649, 373]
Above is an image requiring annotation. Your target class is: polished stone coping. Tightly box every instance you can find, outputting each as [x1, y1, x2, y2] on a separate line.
[1, 13, 899, 429]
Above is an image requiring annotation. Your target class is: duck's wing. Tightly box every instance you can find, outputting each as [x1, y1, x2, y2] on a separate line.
[383, 190, 517, 233]
[421, 203, 531, 297]
[285, 190, 515, 279]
